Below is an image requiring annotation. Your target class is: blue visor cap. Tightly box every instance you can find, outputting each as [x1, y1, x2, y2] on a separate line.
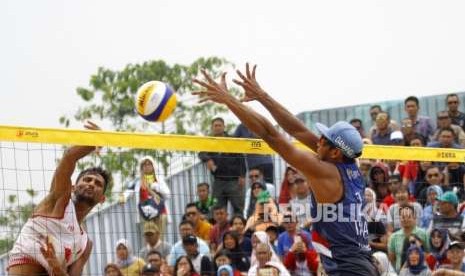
[315, 121, 363, 158]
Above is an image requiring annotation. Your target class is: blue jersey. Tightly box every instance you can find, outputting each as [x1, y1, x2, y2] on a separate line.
[310, 162, 377, 275]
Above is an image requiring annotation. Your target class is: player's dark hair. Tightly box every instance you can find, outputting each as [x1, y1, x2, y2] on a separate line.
[76, 167, 112, 193]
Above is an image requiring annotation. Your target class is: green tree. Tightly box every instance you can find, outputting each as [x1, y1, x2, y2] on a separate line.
[0, 191, 37, 254]
[60, 57, 239, 194]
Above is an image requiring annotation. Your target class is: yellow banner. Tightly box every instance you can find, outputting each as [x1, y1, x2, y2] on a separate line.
[0, 125, 464, 162]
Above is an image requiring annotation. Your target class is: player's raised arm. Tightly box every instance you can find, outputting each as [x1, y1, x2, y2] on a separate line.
[193, 71, 342, 203]
[233, 63, 319, 151]
[49, 121, 100, 200]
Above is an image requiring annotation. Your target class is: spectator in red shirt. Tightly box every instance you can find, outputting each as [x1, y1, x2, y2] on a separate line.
[209, 205, 230, 252]
[383, 174, 416, 209]
[282, 234, 319, 276]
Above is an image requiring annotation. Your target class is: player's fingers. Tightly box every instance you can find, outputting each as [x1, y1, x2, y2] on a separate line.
[246, 63, 252, 79]
[235, 69, 249, 82]
[220, 72, 227, 86]
[192, 79, 216, 91]
[252, 64, 257, 80]
[240, 96, 253, 102]
[200, 69, 216, 84]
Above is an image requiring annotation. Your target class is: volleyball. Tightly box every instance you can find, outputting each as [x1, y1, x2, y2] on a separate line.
[135, 81, 177, 122]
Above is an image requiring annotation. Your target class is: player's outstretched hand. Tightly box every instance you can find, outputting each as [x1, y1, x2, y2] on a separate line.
[192, 70, 233, 104]
[84, 120, 101, 131]
[233, 63, 267, 102]
[83, 120, 102, 155]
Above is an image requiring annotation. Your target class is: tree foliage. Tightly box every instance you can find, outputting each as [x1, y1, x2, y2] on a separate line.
[60, 57, 239, 193]
[0, 193, 36, 254]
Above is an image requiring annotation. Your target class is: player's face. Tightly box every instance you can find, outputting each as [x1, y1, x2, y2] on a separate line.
[74, 173, 105, 206]
[317, 136, 332, 160]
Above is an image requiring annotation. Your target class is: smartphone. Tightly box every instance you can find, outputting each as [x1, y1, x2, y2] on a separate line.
[258, 268, 274, 276]
[294, 235, 302, 244]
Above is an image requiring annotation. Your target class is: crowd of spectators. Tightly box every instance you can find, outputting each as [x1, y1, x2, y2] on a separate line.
[107, 94, 465, 276]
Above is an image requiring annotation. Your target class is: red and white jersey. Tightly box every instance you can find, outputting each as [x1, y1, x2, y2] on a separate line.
[8, 199, 88, 273]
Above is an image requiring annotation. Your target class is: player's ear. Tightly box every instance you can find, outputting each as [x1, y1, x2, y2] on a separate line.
[72, 185, 76, 192]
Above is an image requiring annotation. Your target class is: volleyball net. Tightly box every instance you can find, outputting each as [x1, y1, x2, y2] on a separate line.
[0, 124, 464, 274]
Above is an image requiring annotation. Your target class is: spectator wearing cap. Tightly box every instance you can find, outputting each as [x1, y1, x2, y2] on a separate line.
[403, 96, 435, 143]
[209, 205, 230, 252]
[140, 222, 172, 260]
[195, 182, 217, 223]
[428, 127, 463, 149]
[388, 205, 430, 272]
[387, 186, 423, 233]
[142, 263, 160, 276]
[428, 191, 465, 237]
[288, 174, 312, 230]
[436, 241, 465, 274]
[276, 213, 312, 258]
[182, 234, 213, 276]
[420, 185, 443, 229]
[432, 111, 465, 147]
[390, 130, 405, 146]
[185, 203, 213, 242]
[168, 220, 210, 267]
[371, 112, 395, 146]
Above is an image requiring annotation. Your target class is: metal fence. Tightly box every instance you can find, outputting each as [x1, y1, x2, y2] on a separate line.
[0, 157, 286, 275]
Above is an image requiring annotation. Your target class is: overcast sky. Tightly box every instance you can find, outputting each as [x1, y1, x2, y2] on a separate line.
[2, 0, 465, 129]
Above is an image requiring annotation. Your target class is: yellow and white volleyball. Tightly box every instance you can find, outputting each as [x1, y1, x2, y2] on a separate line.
[135, 81, 177, 122]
